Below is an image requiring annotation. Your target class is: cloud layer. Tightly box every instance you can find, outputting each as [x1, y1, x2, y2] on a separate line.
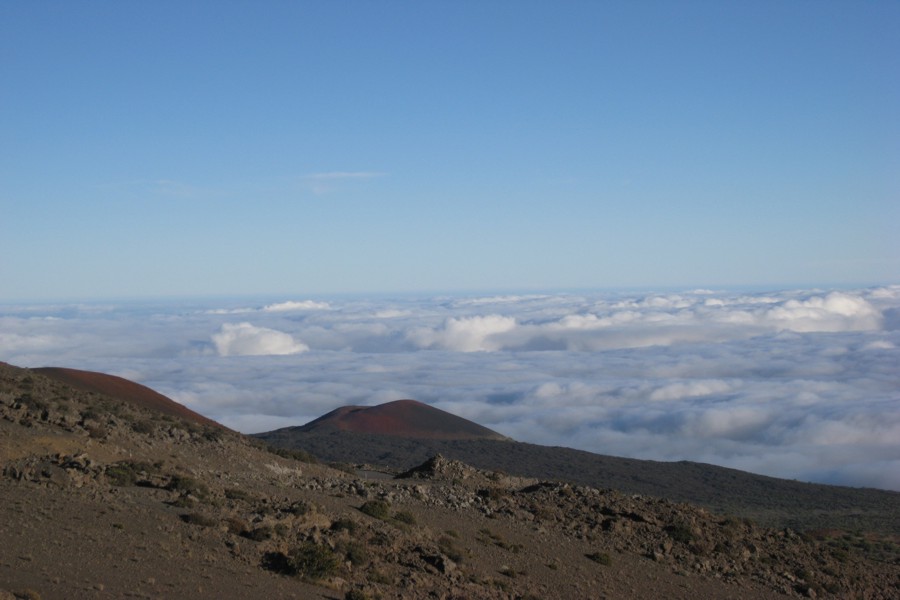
[2, 286, 898, 490]
[211, 323, 309, 357]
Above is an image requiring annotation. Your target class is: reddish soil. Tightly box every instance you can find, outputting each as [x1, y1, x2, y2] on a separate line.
[298, 399, 508, 441]
[34, 367, 224, 429]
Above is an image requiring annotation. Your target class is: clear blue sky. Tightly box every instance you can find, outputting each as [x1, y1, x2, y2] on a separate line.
[2, 1, 897, 301]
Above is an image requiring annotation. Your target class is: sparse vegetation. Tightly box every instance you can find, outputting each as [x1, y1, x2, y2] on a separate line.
[586, 551, 612, 566]
[105, 461, 159, 486]
[224, 487, 252, 501]
[331, 517, 358, 533]
[338, 540, 369, 566]
[393, 509, 416, 525]
[286, 499, 311, 516]
[85, 423, 108, 439]
[242, 526, 273, 541]
[166, 474, 209, 498]
[225, 516, 249, 535]
[180, 512, 217, 527]
[437, 535, 464, 563]
[359, 499, 391, 520]
[666, 523, 695, 544]
[286, 541, 341, 581]
[131, 420, 155, 435]
[476, 527, 522, 552]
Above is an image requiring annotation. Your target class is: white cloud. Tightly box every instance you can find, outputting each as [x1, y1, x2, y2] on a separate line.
[211, 322, 308, 357]
[648, 380, 733, 402]
[407, 315, 518, 351]
[862, 340, 895, 350]
[761, 292, 882, 332]
[2, 285, 899, 490]
[263, 300, 331, 312]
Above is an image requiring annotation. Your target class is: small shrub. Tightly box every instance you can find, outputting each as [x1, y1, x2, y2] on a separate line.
[496, 540, 523, 553]
[557, 485, 575, 498]
[823, 582, 842, 594]
[106, 464, 138, 487]
[586, 552, 612, 566]
[331, 517, 358, 533]
[86, 423, 108, 439]
[359, 500, 391, 520]
[242, 526, 273, 541]
[261, 551, 292, 575]
[224, 487, 251, 501]
[340, 541, 369, 566]
[202, 427, 224, 442]
[286, 500, 311, 516]
[131, 420, 155, 435]
[393, 510, 416, 526]
[345, 590, 370, 600]
[17, 393, 48, 412]
[226, 516, 249, 535]
[287, 541, 341, 581]
[437, 536, 464, 564]
[831, 547, 850, 562]
[180, 513, 217, 527]
[105, 461, 158, 486]
[666, 523, 695, 544]
[167, 475, 209, 499]
[369, 570, 392, 585]
[477, 487, 508, 502]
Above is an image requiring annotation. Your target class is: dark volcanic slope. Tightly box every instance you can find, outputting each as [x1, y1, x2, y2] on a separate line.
[255, 429, 900, 535]
[275, 399, 509, 441]
[34, 366, 223, 429]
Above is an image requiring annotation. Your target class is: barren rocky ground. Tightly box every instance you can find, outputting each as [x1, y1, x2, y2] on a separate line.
[1, 362, 897, 599]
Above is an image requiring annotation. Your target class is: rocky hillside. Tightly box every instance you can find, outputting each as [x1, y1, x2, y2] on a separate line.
[33, 366, 223, 429]
[254, 429, 900, 536]
[1, 362, 898, 599]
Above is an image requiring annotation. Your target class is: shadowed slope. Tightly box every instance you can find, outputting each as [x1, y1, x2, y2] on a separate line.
[288, 399, 509, 441]
[34, 366, 224, 429]
[254, 429, 900, 535]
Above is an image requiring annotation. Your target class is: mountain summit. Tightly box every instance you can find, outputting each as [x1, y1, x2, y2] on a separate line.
[34, 366, 223, 429]
[286, 399, 509, 441]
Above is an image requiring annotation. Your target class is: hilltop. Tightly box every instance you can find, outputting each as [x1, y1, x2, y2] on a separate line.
[267, 399, 509, 441]
[1, 362, 898, 599]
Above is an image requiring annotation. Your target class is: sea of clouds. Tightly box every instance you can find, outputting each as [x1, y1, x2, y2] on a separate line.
[2, 286, 898, 491]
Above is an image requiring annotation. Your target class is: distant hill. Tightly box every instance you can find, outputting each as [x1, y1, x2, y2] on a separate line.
[34, 366, 224, 429]
[270, 399, 509, 441]
[255, 424, 900, 535]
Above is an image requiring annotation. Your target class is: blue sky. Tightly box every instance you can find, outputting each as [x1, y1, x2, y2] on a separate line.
[2, 1, 898, 301]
